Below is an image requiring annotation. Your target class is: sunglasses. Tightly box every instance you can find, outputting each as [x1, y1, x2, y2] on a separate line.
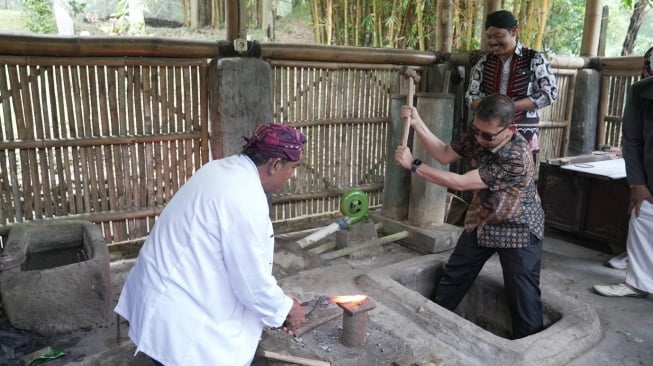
[469, 123, 510, 141]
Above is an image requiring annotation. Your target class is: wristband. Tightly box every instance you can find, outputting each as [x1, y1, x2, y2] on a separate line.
[411, 159, 422, 173]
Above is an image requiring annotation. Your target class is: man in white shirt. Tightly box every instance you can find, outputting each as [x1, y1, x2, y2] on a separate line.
[115, 123, 307, 365]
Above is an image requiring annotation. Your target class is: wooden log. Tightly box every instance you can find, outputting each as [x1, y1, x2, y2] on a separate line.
[293, 309, 342, 337]
[320, 230, 408, 260]
[261, 350, 331, 366]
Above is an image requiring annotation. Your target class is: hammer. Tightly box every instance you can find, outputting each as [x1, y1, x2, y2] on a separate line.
[399, 66, 421, 146]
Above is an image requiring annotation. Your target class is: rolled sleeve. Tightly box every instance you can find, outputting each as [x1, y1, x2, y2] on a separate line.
[529, 53, 558, 109]
[465, 58, 487, 107]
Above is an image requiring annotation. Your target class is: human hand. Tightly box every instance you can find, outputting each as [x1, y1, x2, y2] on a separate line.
[282, 297, 305, 333]
[401, 105, 421, 127]
[629, 185, 653, 217]
[394, 146, 413, 170]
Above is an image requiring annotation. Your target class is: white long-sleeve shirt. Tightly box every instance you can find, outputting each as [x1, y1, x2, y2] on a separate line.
[115, 154, 292, 366]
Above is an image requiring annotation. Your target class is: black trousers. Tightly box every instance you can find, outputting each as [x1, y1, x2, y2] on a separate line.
[434, 229, 543, 339]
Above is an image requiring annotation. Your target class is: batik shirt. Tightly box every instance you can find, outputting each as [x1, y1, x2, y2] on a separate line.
[465, 42, 558, 124]
[450, 128, 545, 248]
[465, 43, 558, 151]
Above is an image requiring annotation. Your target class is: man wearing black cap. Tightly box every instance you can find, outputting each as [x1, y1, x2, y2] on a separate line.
[115, 123, 307, 365]
[465, 10, 558, 162]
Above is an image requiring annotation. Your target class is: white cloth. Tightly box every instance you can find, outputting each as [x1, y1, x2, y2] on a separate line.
[115, 154, 293, 366]
[625, 200, 653, 293]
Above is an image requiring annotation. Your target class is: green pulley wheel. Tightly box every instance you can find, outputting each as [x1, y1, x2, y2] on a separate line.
[340, 188, 369, 225]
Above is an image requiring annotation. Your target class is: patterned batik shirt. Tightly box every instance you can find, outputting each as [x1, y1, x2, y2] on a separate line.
[450, 128, 545, 248]
[465, 42, 558, 124]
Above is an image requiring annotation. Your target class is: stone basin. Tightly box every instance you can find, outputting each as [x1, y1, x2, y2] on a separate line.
[0, 220, 111, 335]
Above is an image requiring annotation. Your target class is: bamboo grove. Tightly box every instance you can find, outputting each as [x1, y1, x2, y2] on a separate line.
[173, 0, 554, 51]
[307, 0, 554, 51]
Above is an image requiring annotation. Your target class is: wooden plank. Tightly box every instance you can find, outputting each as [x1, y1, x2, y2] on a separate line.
[114, 65, 129, 239]
[15, 66, 35, 219]
[170, 66, 181, 194]
[0, 65, 18, 223]
[33, 65, 55, 218]
[42, 66, 63, 217]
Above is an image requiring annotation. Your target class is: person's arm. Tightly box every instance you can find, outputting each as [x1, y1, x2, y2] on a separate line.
[519, 52, 557, 112]
[465, 58, 486, 110]
[400, 105, 461, 165]
[283, 297, 305, 331]
[222, 207, 303, 329]
[394, 144, 487, 192]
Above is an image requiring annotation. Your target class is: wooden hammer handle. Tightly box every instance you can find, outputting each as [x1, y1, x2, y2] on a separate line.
[401, 78, 415, 147]
[262, 350, 331, 366]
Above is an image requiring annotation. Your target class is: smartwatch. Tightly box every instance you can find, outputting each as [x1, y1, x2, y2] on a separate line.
[411, 158, 422, 173]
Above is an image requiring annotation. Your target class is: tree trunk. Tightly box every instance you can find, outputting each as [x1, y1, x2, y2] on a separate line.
[355, 0, 360, 46]
[534, 0, 552, 50]
[190, 0, 199, 29]
[53, 0, 74, 35]
[621, 0, 649, 56]
[327, 0, 333, 45]
[263, 0, 274, 41]
[128, 0, 145, 34]
[436, 0, 453, 52]
[416, 0, 424, 50]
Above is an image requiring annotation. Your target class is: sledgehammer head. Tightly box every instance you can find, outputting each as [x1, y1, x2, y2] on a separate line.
[399, 66, 421, 83]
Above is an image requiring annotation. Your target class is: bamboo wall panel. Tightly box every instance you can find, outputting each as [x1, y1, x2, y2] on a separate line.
[0, 56, 209, 244]
[537, 68, 577, 172]
[0, 40, 638, 245]
[598, 72, 640, 150]
[269, 61, 405, 223]
[594, 56, 642, 150]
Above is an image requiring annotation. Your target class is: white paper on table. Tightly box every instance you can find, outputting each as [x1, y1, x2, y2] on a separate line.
[560, 158, 626, 179]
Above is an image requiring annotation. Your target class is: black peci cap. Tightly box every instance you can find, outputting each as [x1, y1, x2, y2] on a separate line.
[485, 10, 518, 30]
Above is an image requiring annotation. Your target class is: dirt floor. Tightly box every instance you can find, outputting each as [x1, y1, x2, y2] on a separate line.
[2, 225, 651, 366]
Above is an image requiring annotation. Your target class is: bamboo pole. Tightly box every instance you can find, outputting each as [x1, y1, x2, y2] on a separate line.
[261, 351, 330, 366]
[580, 0, 603, 57]
[0, 35, 437, 65]
[320, 230, 409, 260]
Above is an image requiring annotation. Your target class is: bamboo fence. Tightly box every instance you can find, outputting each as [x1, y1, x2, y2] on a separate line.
[0, 35, 643, 246]
[597, 57, 643, 150]
[269, 60, 407, 223]
[0, 55, 209, 244]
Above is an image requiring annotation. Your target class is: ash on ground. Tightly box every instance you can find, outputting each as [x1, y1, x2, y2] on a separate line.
[253, 306, 414, 366]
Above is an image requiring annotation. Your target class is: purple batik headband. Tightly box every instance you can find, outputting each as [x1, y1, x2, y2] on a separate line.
[243, 123, 306, 162]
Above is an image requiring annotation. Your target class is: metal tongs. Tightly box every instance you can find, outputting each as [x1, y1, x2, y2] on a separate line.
[300, 295, 332, 316]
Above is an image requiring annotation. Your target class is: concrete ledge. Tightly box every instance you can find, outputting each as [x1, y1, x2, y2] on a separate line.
[356, 254, 602, 366]
[370, 212, 462, 253]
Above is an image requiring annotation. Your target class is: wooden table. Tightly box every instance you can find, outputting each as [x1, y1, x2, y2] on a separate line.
[537, 154, 630, 254]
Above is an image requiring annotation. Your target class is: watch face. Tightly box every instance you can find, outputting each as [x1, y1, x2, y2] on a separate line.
[411, 159, 421, 172]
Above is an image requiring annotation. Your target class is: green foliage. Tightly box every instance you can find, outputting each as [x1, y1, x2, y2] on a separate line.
[544, 0, 585, 55]
[544, 0, 653, 56]
[21, 0, 57, 34]
[68, 0, 87, 19]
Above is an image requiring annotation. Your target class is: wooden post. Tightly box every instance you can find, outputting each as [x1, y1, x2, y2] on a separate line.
[580, 0, 603, 57]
